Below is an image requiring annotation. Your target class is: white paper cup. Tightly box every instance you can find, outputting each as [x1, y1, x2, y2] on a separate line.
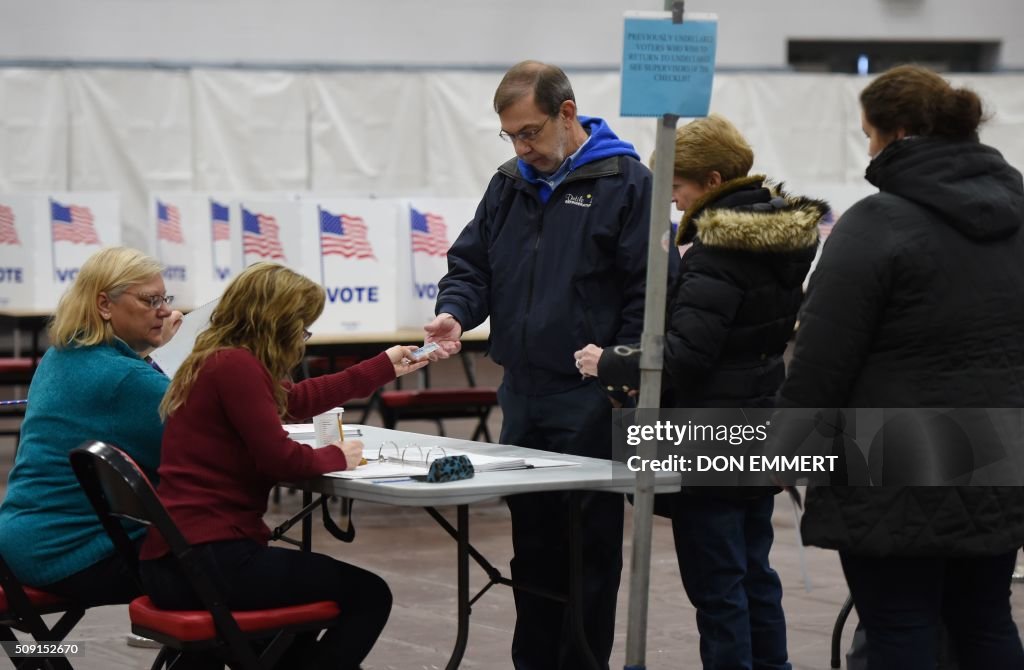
[313, 407, 345, 448]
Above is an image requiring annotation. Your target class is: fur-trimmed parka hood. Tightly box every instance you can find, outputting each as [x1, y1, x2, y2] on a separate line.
[676, 175, 828, 253]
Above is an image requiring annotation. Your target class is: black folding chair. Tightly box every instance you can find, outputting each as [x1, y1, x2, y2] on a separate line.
[70, 441, 341, 670]
[0, 552, 84, 670]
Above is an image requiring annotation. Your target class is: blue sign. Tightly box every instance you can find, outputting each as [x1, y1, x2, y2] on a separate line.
[620, 13, 718, 118]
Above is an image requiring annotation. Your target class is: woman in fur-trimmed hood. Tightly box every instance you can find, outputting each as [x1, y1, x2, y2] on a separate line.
[576, 114, 826, 670]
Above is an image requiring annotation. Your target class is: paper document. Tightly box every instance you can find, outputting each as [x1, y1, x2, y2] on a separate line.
[150, 298, 219, 379]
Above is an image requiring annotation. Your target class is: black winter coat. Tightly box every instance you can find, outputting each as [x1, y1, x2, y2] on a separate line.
[777, 137, 1024, 557]
[598, 175, 822, 408]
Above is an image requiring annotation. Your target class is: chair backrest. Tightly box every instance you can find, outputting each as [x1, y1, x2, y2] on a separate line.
[69, 441, 255, 657]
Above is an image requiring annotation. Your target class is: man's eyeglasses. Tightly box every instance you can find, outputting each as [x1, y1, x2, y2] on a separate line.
[498, 116, 552, 144]
[302, 329, 313, 342]
[125, 292, 174, 310]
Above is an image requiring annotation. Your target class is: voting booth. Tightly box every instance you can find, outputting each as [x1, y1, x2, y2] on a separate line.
[396, 197, 478, 329]
[0, 192, 120, 312]
[151, 193, 243, 310]
[300, 197, 402, 334]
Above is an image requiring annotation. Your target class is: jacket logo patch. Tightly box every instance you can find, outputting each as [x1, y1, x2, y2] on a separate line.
[564, 194, 593, 208]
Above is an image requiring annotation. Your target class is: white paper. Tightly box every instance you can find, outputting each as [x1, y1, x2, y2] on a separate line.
[150, 298, 218, 379]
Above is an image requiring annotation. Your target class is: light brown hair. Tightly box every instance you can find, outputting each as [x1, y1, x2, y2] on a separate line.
[653, 114, 754, 185]
[160, 263, 325, 420]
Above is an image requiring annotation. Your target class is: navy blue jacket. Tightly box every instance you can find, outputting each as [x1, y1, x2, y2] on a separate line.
[437, 117, 652, 395]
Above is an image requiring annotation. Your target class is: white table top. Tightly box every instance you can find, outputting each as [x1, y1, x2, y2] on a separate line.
[293, 425, 681, 507]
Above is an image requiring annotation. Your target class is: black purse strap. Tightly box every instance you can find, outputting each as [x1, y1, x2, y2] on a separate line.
[321, 496, 356, 543]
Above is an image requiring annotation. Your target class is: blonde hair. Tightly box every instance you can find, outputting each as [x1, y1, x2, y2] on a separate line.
[651, 114, 754, 185]
[48, 247, 164, 348]
[160, 263, 325, 420]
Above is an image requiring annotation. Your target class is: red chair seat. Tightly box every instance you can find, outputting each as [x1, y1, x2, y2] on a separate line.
[379, 388, 498, 408]
[0, 358, 33, 374]
[128, 596, 341, 642]
[0, 585, 73, 617]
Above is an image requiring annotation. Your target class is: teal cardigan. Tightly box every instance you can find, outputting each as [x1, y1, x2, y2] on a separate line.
[0, 339, 168, 586]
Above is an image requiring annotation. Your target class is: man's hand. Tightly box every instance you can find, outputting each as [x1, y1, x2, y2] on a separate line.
[423, 313, 463, 359]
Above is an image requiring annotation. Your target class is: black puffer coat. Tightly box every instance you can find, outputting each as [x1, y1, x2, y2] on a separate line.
[777, 137, 1024, 557]
[598, 175, 823, 408]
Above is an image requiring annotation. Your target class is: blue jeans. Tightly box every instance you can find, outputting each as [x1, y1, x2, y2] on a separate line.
[672, 493, 790, 670]
[841, 550, 1024, 670]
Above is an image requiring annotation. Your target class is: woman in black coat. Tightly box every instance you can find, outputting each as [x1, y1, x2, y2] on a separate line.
[777, 65, 1024, 669]
[577, 115, 826, 670]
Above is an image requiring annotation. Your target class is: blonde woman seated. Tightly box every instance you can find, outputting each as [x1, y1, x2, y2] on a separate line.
[139, 262, 427, 670]
[0, 247, 181, 606]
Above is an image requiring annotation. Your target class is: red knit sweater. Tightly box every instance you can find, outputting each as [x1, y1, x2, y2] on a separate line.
[140, 348, 395, 559]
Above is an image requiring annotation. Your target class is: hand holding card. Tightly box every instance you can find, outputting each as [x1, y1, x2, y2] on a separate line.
[411, 342, 440, 360]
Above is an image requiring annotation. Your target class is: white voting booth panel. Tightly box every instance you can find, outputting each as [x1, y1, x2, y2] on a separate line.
[237, 196, 305, 274]
[0, 192, 120, 311]
[300, 197, 400, 334]
[151, 193, 244, 310]
[396, 197, 478, 329]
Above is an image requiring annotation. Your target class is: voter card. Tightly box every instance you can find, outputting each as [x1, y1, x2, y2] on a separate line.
[411, 342, 440, 359]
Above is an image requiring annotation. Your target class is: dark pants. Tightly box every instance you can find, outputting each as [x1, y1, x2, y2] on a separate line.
[140, 540, 391, 670]
[672, 493, 790, 670]
[43, 537, 144, 607]
[840, 550, 1024, 670]
[500, 382, 624, 670]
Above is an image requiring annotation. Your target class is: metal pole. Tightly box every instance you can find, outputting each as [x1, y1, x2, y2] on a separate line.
[623, 4, 682, 668]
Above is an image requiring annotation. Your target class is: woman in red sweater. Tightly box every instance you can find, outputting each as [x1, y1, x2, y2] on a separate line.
[140, 262, 427, 670]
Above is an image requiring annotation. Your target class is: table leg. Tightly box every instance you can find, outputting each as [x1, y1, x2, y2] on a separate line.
[445, 504, 470, 670]
[301, 490, 313, 552]
[569, 492, 601, 670]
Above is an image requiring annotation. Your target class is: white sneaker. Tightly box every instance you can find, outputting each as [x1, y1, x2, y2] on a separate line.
[125, 633, 162, 649]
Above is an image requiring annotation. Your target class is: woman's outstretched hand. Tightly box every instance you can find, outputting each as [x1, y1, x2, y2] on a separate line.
[386, 345, 431, 378]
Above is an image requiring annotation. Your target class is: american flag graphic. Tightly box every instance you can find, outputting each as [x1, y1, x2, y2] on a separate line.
[157, 201, 185, 244]
[0, 205, 19, 245]
[211, 200, 231, 241]
[410, 208, 450, 257]
[242, 207, 286, 261]
[51, 200, 101, 245]
[320, 209, 376, 260]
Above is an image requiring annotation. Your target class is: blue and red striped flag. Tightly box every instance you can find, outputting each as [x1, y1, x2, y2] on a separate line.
[242, 207, 286, 261]
[157, 201, 185, 244]
[320, 209, 376, 260]
[51, 200, 101, 245]
[410, 208, 449, 257]
[211, 200, 231, 241]
[0, 205, 19, 245]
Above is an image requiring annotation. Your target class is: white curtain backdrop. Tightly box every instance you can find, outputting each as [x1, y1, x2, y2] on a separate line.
[191, 69, 309, 192]
[67, 69, 192, 253]
[309, 72, 428, 196]
[2, 68, 1023, 251]
[0, 69, 68, 192]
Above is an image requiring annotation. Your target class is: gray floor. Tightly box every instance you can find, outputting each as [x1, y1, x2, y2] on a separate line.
[2, 356, 1022, 669]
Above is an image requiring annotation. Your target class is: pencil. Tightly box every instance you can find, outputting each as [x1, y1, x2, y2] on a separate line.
[340, 410, 363, 465]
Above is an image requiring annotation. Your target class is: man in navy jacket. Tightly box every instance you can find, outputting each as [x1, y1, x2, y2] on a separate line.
[425, 60, 651, 669]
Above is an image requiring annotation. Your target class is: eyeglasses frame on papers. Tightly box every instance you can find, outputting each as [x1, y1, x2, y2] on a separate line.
[498, 115, 552, 144]
[123, 292, 175, 310]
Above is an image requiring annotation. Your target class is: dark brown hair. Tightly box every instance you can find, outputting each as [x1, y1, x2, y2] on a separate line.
[493, 60, 575, 116]
[860, 64, 985, 140]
